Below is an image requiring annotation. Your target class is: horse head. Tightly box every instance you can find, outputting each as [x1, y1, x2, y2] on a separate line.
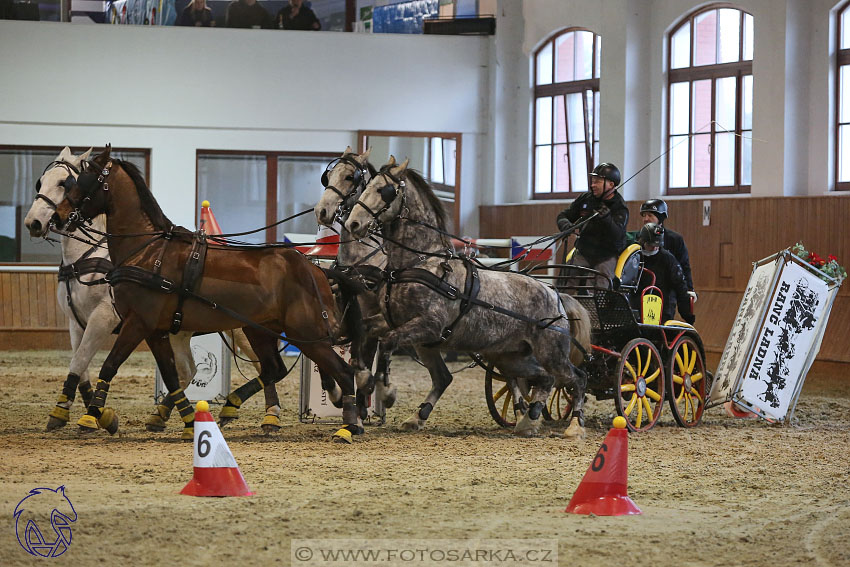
[24, 146, 92, 238]
[345, 155, 409, 239]
[314, 146, 373, 227]
[53, 147, 114, 232]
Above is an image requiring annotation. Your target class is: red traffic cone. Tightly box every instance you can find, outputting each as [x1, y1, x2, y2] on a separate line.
[180, 401, 253, 497]
[565, 416, 641, 515]
[199, 200, 224, 238]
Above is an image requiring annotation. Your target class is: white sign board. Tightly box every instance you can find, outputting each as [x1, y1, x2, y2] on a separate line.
[155, 333, 231, 403]
[299, 344, 375, 422]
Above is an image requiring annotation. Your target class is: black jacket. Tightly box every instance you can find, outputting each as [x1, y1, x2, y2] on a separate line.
[277, 5, 321, 29]
[226, 0, 272, 28]
[557, 191, 629, 265]
[663, 227, 693, 290]
[637, 248, 694, 324]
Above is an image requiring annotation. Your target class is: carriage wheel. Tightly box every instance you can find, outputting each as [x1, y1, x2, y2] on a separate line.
[615, 338, 665, 432]
[484, 371, 552, 428]
[547, 385, 573, 421]
[666, 336, 707, 427]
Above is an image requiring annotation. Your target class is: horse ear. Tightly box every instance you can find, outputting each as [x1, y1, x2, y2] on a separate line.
[361, 147, 372, 161]
[81, 147, 93, 161]
[386, 155, 397, 167]
[59, 146, 72, 160]
[342, 145, 353, 156]
[391, 158, 410, 176]
[104, 144, 112, 158]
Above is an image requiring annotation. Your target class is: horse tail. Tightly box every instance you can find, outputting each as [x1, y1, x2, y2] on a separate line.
[560, 293, 591, 366]
[322, 266, 365, 346]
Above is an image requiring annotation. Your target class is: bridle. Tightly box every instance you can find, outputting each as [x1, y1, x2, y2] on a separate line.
[63, 159, 114, 228]
[33, 160, 84, 212]
[321, 155, 370, 222]
[350, 166, 406, 229]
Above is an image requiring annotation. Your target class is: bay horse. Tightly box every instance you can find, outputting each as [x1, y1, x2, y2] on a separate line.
[23, 148, 284, 436]
[345, 157, 592, 437]
[314, 147, 397, 422]
[46, 147, 361, 442]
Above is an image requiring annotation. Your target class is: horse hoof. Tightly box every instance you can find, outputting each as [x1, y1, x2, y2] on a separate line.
[382, 386, 398, 409]
[218, 405, 239, 428]
[332, 428, 353, 444]
[98, 408, 119, 436]
[181, 427, 194, 442]
[400, 417, 425, 432]
[514, 414, 541, 437]
[144, 415, 167, 433]
[563, 417, 586, 440]
[77, 414, 98, 433]
[46, 416, 68, 432]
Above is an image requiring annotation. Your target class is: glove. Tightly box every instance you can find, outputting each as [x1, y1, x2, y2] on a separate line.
[687, 290, 698, 303]
[595, 203, 610, 217]
[557, 218, 573, 232]
[683, 313, 695, 325]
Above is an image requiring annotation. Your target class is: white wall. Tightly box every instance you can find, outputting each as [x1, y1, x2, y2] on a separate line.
[0, 21, 489, 229]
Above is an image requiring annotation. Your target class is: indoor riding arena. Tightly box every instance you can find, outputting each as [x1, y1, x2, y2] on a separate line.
[2, 2, 849, 567]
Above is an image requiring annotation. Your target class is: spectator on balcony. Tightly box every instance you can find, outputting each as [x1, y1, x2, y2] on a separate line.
[277, 0, 321, 30]
[178, 0, 215, 27]
[225, 0, 272, 29]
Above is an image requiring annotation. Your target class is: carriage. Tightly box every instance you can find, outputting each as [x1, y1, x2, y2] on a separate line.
[484, 244, 711, 432]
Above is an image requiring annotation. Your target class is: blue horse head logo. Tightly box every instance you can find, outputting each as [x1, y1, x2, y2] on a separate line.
[14, 486, 77, 557]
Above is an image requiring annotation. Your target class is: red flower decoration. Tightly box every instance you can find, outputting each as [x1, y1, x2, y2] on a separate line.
[828, 254, 839, 262]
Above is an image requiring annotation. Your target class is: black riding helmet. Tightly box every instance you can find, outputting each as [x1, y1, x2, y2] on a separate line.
[589, 162, 621, 187]
[637, 222, 664, 255]
[640, 198, 668, 223]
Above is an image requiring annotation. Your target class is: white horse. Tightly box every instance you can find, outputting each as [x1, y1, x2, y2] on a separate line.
[23, 148, 276, 437]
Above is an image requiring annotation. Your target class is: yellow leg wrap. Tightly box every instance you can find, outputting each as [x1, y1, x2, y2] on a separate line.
[261, 414, 281, 427]
[219, 405, 240, 419]
[78, 414, 99, 430]
[180, 411, 195, 424]
[181, 427, 194, 441]
[97, 408, 119, 435]
[332, 428, 353, 444]
[49, 406, 71, 422]
[226, 393, 243, 407]
[56, 394, 69, 404]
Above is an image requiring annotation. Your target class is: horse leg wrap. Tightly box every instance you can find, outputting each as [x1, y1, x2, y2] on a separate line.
[78, 380, 93, 407]
[571, 409, 585, 427]
[528, 401, 544, 421]
[145, 401, 174, 432]
[86, 380, 111, 419]
[513, 398, 529, 416]
[341, 395, 358, 425]
[418, 402, 434, 421]
[226, 377, 264, 409]
[261, 405, 282, 432]
[60, 373, 81, 403]
[170, 389, 195, 441]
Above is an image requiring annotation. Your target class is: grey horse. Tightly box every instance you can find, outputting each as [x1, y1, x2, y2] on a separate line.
[345, 156, 591, 437]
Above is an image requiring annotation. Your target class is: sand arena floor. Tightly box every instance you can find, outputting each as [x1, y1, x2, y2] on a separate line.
[0, 349, 848, 567]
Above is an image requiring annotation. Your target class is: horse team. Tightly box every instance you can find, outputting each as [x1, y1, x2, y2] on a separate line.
[24, 145, 591, 443]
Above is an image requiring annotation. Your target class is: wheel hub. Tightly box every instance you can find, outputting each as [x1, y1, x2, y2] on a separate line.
[636, 377, 647, 397]
[684, 375, 693, 392]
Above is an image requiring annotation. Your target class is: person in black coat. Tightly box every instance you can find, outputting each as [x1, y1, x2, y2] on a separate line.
[639, 198, 694, 294]
[635, 223, 695, 324]
[225, 0, 272, 28]
[178, 0, 215, 26]
[556, 162, 629, 289]
[277, 0, 320, 30]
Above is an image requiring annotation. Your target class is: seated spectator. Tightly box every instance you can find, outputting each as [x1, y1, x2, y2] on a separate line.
[226, 0, 272, 28]
[635, 223, 695, 325]
[179, 0, 215, 27]
[277, 0, 321, 30]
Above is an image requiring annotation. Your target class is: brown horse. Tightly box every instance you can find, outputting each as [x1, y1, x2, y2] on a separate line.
[51, 148, 362, 442]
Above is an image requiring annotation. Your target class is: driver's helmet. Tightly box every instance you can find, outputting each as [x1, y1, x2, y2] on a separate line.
[589, 163, 621, 187]
[637, 222, 664, 255]
[640, 199, 668, 223]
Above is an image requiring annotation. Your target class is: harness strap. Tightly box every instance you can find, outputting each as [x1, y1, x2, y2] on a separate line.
[424, 262, 479, 347]
[170, 233, 208, 334]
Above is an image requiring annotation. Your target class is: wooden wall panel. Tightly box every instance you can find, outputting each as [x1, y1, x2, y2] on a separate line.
[0, 271, 68, 350]
[480, 196, 850, 362]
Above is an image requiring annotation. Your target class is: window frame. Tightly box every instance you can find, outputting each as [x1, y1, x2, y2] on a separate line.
[666, 5, 753, 196]
[532, 27, 601, 200]
[836, 2, 850, 191]
[0, 144, 150, 265]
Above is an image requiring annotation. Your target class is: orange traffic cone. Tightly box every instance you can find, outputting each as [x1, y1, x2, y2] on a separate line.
[723, 401, 758, 419]
[180, 401, 253, 497]
[303, 224, 340, 258]
[199, 200, 224, 238]
[565, 416, 641, 515]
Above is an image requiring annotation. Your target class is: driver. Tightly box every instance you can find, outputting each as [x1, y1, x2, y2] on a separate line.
[635, 223, 695, 325]
[556, 162, 629, 287]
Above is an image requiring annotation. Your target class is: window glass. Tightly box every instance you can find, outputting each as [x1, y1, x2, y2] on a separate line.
[743, 13, 754, 60]
[555, 32, 575, 82]
[741, 135, 752, 186]
[566, 92, 586, 142]
[670, 82, 690, 135]
[714, 132, 735, 186]
[554, 145, 569, 192]
[198, 154, 267, 244]
[430, 137, 445, 184]
[842, 66, 850, 123]
[692, 79, 712, 132]
[537, 42, 553, 85]
[843, 9, 850, 50]
[669, 136, 689, 188]
[536, 96, 553, 145]
[718, 8, 740, 63]
[441, 138, 456, 187]
[840, 125, 850, 183]
[276, 156, 330, 239]
[715, 76, 737, 130]
[554, 95, 567, 144]
[691, 133, 711, 186]
[671, 24, 691, 69]
[535, 146, 552, 193]
[742, 75, 753, 130]
[693, 10, 717, 66]
[569, 144, 589, 192]
[577, 31, 594, 80]
[594, 36, 601, 78]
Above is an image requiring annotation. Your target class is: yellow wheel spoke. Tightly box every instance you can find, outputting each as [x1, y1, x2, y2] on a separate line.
[646, 388, 661, 402]
[625, 394, 637, 415]
[676, 385, 685, 403]
[691, 390, 704, 404]
[636, 399, 644, 428]
[691, 372, 704, 383]
[642, 397, 653, 419]
[494, 385, 508, 403]
[501, 390, 512, 419]
[675, 351, 685, 374]
[687, 348, 697, 374]
[684, 394, 692, 420]
[620, 383, 636, 393]
[635, 347, 643, 377]
[641, 347, 652, 376]
[624, 361, 637, 381]
[645, 368, 661, 385]
[672, 373, 684, 385]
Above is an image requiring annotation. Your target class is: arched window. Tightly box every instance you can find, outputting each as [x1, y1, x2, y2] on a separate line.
[532, 28, 601, 198]
[837, 3, 850, 190]
[667, 6, 753, 194]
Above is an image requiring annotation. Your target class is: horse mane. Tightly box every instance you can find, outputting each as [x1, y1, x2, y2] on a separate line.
[405, 169, 447, 232]
[89, 150, 174, 230]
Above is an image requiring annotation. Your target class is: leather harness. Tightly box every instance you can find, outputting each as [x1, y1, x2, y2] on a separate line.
[57, 238, 114, 331]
